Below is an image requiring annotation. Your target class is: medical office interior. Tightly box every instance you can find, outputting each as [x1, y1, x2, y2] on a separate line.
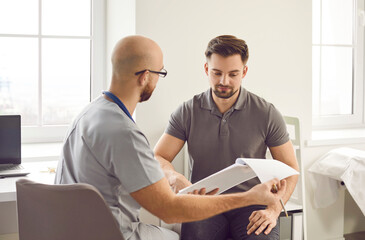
[0, 0, 364, 240]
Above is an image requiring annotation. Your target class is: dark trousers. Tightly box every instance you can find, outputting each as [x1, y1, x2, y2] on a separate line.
[181, 205, 279, 240]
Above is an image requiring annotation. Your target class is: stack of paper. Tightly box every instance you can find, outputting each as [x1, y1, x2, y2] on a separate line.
[178, 158, 299, 195]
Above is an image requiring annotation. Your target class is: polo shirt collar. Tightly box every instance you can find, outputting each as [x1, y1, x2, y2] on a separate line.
[234, 87, 247, 110]
[201, 87, 247, 111]
[201, 89, 215, 111]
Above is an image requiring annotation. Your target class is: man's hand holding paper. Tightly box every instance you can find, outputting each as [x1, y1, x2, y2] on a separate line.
[167, 170, 220, 195]
[166, 170, 192, 193]
[249, 178, 287, 208]
[178, 158, 298, 195]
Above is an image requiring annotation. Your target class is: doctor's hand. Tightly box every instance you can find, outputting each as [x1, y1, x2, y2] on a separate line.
[248, 178, 286, 207]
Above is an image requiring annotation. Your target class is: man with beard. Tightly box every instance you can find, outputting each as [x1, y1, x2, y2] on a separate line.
[55, 35, 287, 240]
[154, 35, 299, 240]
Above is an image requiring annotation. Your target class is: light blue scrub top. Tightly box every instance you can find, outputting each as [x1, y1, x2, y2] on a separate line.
[55, 96, 164, 240]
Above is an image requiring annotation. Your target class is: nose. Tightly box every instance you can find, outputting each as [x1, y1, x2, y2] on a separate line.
[219, 74, 229, 85]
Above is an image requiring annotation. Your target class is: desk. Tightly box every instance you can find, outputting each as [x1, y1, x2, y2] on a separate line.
[0, 161, 57, 203]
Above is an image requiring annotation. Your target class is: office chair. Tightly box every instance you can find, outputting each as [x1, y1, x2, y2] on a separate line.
[265, 116, 305, 240]
[16, 179, 125, 240]
[281, 116, 305, 240]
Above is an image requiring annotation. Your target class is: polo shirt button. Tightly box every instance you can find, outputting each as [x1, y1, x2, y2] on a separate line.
[222, 119, 226, 123]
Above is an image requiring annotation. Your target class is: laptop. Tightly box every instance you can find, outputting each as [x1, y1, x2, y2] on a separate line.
[0, 115, 30, 177]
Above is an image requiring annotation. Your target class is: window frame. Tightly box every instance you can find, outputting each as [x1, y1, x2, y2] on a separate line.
[312, 0, 365, 129]
[0, 0, 106, 143]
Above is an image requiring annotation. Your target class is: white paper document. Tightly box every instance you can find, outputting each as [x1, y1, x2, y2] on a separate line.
[178, 158, 299, 195]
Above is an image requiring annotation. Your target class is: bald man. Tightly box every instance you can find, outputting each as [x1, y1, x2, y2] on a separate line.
[55, 35, 286, 240]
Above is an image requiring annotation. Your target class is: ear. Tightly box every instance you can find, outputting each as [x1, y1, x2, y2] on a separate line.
[242, 65, 248, 79]
[204, 63, 209, 76]
[137, 70, 149, 86]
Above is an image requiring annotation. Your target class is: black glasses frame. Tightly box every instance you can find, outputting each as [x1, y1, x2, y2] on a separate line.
[134, 69, 167, 78]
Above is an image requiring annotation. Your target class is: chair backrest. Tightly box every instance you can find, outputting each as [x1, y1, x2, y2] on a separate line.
[16, 179, 125, 240]
[283, 115, 303, 206]
[265, 116, 303, 206]
[283, 116, 301, 162]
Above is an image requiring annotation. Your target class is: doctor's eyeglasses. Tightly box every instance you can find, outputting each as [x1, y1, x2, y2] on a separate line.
[134, 69, 167, 78]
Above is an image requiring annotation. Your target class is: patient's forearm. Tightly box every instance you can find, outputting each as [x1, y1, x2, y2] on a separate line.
[156, 155, 174, 170]
[155, 155, 177, 178]
[282, 175, 298, 204]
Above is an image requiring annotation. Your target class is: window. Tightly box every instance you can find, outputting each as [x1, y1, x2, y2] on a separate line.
[312, 0, 365, 128]
[0, 0, 105, 142]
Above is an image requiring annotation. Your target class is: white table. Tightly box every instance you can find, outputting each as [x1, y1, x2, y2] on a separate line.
[0, 161, 58, 203]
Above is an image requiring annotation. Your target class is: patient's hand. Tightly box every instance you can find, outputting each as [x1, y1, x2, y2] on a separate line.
[168, 172, 219, 195]
[168, 171, 192, 193]
[246, 179, 286, 235]
[167, 170, 219, 195]
[246, 207, 281, 236]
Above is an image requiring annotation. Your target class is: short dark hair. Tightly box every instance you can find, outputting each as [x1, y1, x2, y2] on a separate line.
[205, 35, 249, 65]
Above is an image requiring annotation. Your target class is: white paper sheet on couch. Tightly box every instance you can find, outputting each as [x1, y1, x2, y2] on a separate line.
[308, 147, 365, 216]
[178, 158, 299, 195]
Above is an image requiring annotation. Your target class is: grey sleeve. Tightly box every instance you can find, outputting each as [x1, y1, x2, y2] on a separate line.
[165, 103, 189, 141]
[265, 104, 290, 147]
[111, 127, 164, 193]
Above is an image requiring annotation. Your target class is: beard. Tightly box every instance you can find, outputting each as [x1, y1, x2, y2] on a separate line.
[139, 83, 154, 102]
[213, 84, 239, 99]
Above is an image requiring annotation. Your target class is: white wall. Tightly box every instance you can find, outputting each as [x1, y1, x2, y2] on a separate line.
[106, 0, 136, 87]
[135, 0, 312, 158]
[134, 1, 365, 240]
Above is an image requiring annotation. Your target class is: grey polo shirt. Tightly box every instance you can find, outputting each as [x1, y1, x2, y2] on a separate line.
[166, 87, 289, 192]
[55, 96, 164, 240]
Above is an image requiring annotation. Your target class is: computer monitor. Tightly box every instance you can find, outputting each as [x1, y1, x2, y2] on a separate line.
[0, 115, 21, 164]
